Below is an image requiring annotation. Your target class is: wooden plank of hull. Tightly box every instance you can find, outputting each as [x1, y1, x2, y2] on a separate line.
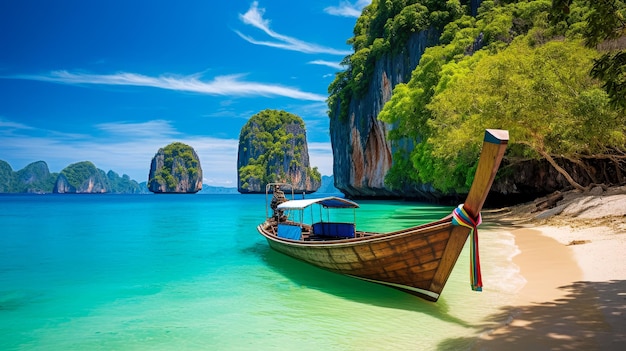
[259, 222, 472, 301]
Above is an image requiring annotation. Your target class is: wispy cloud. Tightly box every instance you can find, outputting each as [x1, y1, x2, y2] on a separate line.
[236, 2, 351, 56]
[96, 120, 181, 139]
[308, 60, 344, 70]
[10, 70, 327, 102]
[0, 118, 35, 131]
[324, 0, 371, 18]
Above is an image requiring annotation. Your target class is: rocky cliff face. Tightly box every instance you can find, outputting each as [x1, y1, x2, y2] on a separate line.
[329, 1, 489, 199]
[237, 109, 321, 194]
[17, 161, 54, 193]
[53, 161, 108, 193]
[148, 142, 203, 193]
[53, 174, 76, 193]
[330, 30, 440, 198]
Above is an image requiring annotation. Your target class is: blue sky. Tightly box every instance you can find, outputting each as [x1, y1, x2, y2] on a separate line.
[0, 0, 370, 186]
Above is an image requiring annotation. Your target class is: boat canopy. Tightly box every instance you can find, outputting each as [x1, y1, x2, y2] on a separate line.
[276, 196, 359, 210]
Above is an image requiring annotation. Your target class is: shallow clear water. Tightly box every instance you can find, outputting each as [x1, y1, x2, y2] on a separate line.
[0, 194, 522, 350]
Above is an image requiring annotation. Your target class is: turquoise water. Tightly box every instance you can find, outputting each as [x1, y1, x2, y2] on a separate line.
[0, 194, 522, 350]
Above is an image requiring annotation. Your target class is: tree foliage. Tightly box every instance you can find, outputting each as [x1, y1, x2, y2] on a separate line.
[107, 170, 141, 194]
[238, 109, 319, 190]
[61, 161, 102, 189]
[0, 160, 16, 192]
[328, 0, 465, 121]
[553, 0, 626, 108]
[373, 0, 626, 192]
[428, 38, 625, 190]
[150, 142, 200, 192]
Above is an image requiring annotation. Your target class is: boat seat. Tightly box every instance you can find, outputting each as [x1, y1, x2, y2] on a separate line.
[312, 222, 355, 238]
[277, 223, 302, 240]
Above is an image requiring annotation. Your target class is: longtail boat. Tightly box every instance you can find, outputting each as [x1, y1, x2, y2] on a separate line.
[257, 129, 508, 302]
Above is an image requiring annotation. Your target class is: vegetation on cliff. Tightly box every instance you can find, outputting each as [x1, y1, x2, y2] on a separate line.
[237, 109, 321, 193]
[328, 0, 462, 121]
[331, 0, 626, 193]
[148, 142, 202, 193]
[0, 160, 58, 193]
[59, 161, 104, 189]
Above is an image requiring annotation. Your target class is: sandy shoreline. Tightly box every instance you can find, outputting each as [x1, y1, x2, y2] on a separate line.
[473, 187, 626, 350]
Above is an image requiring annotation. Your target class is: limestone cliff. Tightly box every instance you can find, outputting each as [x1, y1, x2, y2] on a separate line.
[53, 161, 108, 193]
[16, 161, 56, 193]
[329, 0, 482, 199]
[237, 109, 321, 194]
[0, 160, 15, 192]
[330, 30, 440, 198]
[148, 142, 203, 193]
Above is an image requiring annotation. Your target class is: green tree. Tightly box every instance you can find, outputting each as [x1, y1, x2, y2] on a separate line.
[427, 38, 625, 191]
[552, 0, 626, 108]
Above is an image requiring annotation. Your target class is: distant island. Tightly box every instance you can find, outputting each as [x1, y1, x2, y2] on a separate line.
[0, 160, 146, 194]
[147, 142, 203, 194]
[0, 159, 337, 195]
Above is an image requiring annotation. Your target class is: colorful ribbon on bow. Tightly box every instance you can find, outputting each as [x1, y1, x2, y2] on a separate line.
[452, 204, 483, 292]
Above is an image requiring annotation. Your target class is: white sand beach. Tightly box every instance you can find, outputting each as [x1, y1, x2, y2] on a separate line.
[474, 186, 626, 350]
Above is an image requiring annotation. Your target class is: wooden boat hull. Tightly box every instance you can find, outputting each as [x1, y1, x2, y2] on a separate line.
[257, 129, 508, 302]
[258, 218, 471, 301]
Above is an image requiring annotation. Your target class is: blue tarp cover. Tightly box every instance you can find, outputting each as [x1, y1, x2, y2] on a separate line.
[312, 222, 355, 238]
[277, 224, 302, 240]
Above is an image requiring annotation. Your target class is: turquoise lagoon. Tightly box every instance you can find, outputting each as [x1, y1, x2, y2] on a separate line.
[0, 194, 523, 350]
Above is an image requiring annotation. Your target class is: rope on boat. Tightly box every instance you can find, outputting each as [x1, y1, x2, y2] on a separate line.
[452, 204, 483, 292]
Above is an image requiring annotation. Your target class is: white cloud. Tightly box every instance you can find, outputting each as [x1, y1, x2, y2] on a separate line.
[11, 70, 327, 102]
[324, 0, 371, 18]
[96, 120, 181, 139]
[308, 141, 334, 176]
[0, 118, 35, 131]
[236, 2, 351, 56]
[308, 60, 344, 70]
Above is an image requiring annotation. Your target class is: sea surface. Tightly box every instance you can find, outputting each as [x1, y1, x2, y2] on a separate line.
[0, 193, 524, 350]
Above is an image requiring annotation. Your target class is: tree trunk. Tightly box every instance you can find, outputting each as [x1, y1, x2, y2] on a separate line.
[537, 150, 586, 191]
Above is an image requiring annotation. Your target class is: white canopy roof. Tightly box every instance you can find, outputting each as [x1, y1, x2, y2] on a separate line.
[276, 196, 359, 210]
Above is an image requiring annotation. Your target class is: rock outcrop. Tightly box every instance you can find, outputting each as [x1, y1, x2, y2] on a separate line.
[53, 161, 108, 193]
[106, 170, 143, 194]
[330, 30, 441, 198]
[0, 160, 15, 192]
[237, 109, 321, 194]
[17, 161, 55, 193]
[0, 160, 57, 193]
[148, 142, 203, 193]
